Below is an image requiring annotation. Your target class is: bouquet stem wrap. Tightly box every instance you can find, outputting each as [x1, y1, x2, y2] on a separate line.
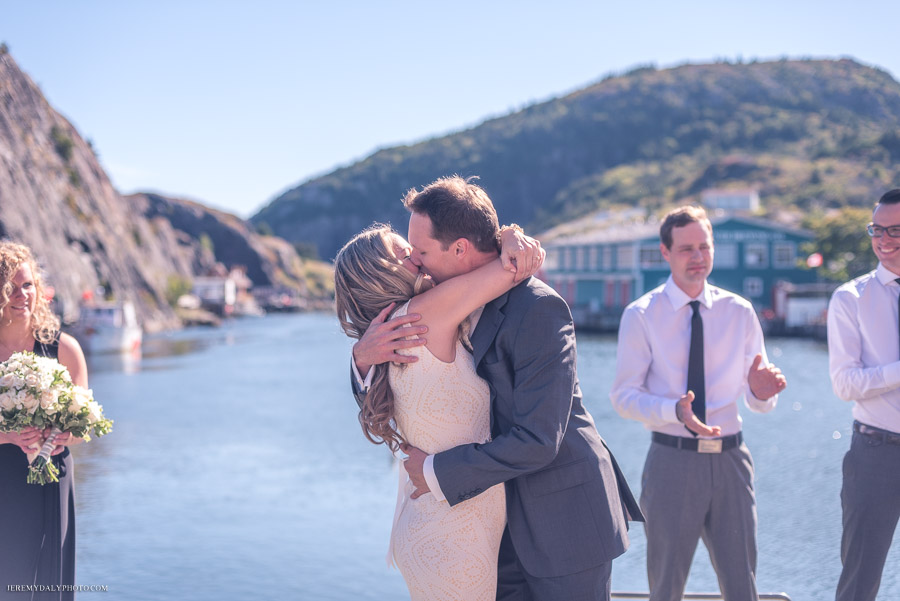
[27, 426, 62, 485]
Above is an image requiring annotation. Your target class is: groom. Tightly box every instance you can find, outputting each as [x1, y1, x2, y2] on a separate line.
[351, 175, 642, 600]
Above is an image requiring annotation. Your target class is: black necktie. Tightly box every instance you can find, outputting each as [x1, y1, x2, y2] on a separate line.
[687, 300, 706, 432]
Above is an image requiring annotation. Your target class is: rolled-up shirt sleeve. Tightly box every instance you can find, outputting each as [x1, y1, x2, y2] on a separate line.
[828, 288, 900, 401]
[610, 306, 680, 427]
[743, 308, 779, 413]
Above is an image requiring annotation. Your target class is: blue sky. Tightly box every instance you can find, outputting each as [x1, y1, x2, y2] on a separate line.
[3, 1, 900, 218]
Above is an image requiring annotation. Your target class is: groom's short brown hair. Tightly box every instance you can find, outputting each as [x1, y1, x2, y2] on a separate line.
[402, 175, 500, 253]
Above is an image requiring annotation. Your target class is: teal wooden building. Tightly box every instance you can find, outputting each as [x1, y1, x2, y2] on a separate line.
[540, 213, 817, 330]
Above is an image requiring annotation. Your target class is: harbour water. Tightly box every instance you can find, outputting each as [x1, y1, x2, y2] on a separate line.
[70, 312, 898, 600]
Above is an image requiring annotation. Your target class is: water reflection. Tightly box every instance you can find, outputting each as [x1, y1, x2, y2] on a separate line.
[83, 322, 251, 376]
[85, 349, 141, 374]
[140, 328, 238, 359]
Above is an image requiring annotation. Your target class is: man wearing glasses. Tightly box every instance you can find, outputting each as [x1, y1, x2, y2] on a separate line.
[828, 189, 900, 601]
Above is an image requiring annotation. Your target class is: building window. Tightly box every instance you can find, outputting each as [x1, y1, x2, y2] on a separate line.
[554, 246, 568, 271]
[773, 242, 796, 269]
[589, 246, 599, 271]
[574, 246, 585, 271]
[745, 243, 768, 269]
[620, 279, 631, 306]
[617, 244, 635, 270]
[743, 277, 764, 298]
[715, 243, 738, 268]
[555, 279, 575, 304]
[568, 247, 578, 271]
[602, 246, 613, 270]
[545, 247, 561, 272]
[639, 245, 665, 269]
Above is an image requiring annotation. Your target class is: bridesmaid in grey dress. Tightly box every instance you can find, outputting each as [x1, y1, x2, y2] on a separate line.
[0, 242, 88, 600]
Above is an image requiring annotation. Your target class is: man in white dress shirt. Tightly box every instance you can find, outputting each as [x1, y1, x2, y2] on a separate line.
[828, 189, 900, 601]
[610, 205, 786, 601]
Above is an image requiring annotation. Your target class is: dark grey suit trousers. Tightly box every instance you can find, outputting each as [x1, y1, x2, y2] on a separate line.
[836, 429, 900, 601]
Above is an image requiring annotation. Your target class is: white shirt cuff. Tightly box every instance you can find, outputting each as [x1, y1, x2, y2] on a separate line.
[662, 398, 680, 424]
[423, 455, 446, 502]
[745, 382, 778, 413]
[351, 360, 374, 392]
[882, 360, 900, 390]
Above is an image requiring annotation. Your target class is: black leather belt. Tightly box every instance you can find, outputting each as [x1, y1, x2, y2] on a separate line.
[652, 431, 743, 454]
[853, 421, 900, 446]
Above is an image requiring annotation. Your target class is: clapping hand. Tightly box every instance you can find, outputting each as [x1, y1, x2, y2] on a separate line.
[675, 391, 722, 437]
[747, 353, 787, 400]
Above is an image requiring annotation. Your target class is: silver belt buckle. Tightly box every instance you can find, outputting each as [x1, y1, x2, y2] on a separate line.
[697, 439, 723, 454]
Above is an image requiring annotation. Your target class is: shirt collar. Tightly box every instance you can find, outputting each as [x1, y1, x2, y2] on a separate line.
[663, 274, 713, 310]
[876, 262, 900, 286]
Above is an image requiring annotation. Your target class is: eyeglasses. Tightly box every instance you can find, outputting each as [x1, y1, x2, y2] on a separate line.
[866, 223, 900, 238]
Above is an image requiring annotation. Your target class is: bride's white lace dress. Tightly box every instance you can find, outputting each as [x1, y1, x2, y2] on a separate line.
[387, 301, 506, 601]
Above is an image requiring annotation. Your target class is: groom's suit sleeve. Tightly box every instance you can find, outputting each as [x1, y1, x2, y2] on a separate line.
[433, 291, 576, 506]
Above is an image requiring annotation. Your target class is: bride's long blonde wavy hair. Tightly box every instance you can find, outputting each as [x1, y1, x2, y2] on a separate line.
[0, 242, 60, 344]
[334, 224, 432, 452]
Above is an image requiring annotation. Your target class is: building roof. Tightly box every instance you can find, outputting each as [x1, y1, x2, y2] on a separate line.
[701, 187, 759, 198]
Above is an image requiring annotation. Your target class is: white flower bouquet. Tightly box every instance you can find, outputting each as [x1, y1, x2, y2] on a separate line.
[0, 351, 113, 485]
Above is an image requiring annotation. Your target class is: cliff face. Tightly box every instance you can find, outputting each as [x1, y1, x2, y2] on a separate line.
[0, 49, 323, 332]
[132, 192, 316, 294]
[0, 50, 190, 330]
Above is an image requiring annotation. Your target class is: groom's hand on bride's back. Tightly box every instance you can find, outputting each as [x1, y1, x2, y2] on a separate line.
[400, 443, 431, 499]
[353, 302, 428, 374]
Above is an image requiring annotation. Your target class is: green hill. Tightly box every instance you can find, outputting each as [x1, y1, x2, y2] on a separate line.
[252, 58, 900, 260]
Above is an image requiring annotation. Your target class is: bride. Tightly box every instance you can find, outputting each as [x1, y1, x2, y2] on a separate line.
[333, 223, 543, 601]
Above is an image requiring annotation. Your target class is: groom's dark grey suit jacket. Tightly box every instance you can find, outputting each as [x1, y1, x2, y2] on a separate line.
[354, 277, 642, 579]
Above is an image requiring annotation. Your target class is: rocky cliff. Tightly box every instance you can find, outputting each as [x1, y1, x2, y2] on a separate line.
[0, 48, 323, 332]
[132, 192, 323, 295]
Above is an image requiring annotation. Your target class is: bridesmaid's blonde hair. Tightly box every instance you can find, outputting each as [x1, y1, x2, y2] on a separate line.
[0, 241, 60, 344]
[334, 224, 432, 452]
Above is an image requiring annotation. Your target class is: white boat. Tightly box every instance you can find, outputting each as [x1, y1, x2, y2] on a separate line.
[72, 301, 142, 354]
